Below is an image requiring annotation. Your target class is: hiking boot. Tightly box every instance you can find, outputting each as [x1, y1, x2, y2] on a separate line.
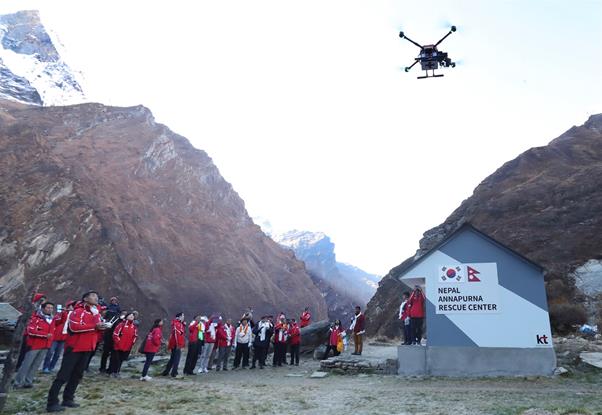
[61, 401, 80, 408]
[46, 404, 65, 412]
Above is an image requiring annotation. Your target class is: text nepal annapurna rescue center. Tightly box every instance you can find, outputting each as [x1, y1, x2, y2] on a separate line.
[396, 224, 556, 376]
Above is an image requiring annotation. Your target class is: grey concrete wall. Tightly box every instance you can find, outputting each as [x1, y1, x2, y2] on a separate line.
[398, 346, 557, 377]
[397, 346, 426, 375]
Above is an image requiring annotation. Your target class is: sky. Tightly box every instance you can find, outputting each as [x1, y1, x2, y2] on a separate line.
[1, 0, 601, 275]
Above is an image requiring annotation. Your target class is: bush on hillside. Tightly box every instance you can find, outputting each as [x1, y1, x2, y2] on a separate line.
[549, 303, 588, 334]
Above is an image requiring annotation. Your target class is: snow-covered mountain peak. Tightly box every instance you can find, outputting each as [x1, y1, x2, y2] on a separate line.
[272, 229, 329, 249]
[0, 10, 86, 106]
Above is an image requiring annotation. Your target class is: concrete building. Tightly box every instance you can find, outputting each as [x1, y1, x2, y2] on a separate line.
[397, 224, 556, 376]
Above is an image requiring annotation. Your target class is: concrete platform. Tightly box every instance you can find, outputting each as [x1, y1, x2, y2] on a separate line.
[398, 346, 557, 377]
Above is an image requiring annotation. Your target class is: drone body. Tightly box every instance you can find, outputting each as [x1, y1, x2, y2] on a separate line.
[399, 26, 457, 79]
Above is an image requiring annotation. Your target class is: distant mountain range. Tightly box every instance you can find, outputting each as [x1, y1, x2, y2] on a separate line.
[261, 226, 381, 323]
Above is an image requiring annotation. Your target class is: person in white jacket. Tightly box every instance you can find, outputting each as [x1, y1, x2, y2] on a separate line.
[233, 318, 252, 369]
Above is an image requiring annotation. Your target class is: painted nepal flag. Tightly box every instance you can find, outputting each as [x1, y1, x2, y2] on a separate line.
[467, 266, 481, 282]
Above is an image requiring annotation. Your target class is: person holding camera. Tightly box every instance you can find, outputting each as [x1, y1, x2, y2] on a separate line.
[407, 285, 426, 345]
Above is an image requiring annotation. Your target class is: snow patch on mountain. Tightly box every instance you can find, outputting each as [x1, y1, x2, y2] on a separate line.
[0, 10, 86, 106]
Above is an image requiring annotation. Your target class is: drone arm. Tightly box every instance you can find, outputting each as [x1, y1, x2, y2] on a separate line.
[434, 26, 456, 47]
[399, 32, 423, 49]
[404, 59, 419, 72]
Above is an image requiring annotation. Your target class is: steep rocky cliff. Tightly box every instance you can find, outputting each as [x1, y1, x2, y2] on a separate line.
[366, 114, 602, 338]
[0, 99, 328, 323]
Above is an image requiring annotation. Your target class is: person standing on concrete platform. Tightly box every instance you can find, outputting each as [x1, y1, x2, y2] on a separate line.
[350, 306, 365, 355]
[14, 302, 55, 388]
[408, 285, 426, 345]
[399, 292, 412, 345]
[47, 291, 106, 412]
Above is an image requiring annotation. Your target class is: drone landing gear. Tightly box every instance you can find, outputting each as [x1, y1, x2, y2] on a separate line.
[417, 70, 444, 79]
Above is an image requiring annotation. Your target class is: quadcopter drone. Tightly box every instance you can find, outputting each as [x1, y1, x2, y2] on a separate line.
[399, 26, 457, 79]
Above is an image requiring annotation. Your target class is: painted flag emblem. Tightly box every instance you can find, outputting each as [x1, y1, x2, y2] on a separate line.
[467, 266, 481, 282]
[440, 266, 463, 282]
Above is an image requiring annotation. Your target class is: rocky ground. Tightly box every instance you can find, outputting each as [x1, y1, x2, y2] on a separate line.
[5, 338, 602, 415]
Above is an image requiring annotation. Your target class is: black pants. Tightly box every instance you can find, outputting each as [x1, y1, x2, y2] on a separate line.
[233, 343, 250, 368]
[403, 323, 412, 345]
[184, 342, 200, 374]
[162, 348, 181, 376]
[100, 345, 112, 372]
[273, 343, 286, 366]
[324, 344, 340, 358]
[47, 348, 91, 407]
[85, 343, 100, 370]
[289, 344, 300, 365]
[141, 352, 155, 377]
[108, 350, 129, 374]
[410, 317, 424, 344]
[252, 345, 267, 368]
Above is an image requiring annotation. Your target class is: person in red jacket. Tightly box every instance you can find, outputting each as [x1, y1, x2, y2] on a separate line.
[108, 311, 138, 377]
[300, 307, 311, 328]
[350, 306, 366, 355]
[324, 320, 344, 358]
[47, 291, 107, 412]
[14, 302, 55, 388]
[287, 319, 301, 365]
[140, 319, 163, 381]
[183, 314, 201, 375]
[16, 292, 48, 371]
[43, 300, 75, 373]
[407, 285, 426, 345]
[216, 318, 235, 371]
[272, 317, 289, 367]
[198, 316, 218, 373]
[161, 312, 185, 377]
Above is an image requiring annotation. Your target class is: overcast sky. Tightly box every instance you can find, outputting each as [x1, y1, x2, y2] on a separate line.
[2, 0, 601, 275]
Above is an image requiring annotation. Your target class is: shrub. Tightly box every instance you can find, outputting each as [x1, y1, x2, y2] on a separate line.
[549, 303, 588, 334]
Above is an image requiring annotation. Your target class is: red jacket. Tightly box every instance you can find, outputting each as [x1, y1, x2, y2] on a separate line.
[52, 310, 69, 342]
[300, 311, 311, 328]
[352, 313, 365, 334]
[26, 313, 55, 350]
[216, 323, 235, 348]
[408, 290, 426, 318]
[329, 326, 343, 346]
[112, 320, 138, 352]
[65, 303, 102, 352]
[273, 323, 289, 344]
[188, 320, 199, 343]
[288, 323, 301, 346]
[204, 320, 217, 343]
[144, 326, 163, 353]
[167, 319, 185, 350]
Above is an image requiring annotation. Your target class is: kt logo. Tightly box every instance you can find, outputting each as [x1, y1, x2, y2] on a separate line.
[536, 334, 549, 345]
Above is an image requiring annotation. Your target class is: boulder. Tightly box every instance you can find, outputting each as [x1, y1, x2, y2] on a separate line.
[301, 320, 331, 354]
[579, 352, 602, 369]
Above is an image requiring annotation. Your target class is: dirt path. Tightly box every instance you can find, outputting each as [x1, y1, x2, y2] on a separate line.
[6, 345, 602, 415]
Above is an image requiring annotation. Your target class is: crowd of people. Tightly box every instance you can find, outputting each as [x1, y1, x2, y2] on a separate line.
[12, 290, 367, 413]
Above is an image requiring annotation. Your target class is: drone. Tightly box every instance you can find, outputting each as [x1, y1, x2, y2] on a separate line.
[399, 26, 457, 79]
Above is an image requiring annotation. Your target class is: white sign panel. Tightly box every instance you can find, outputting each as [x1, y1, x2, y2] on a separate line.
[436, 263, 501, 314]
